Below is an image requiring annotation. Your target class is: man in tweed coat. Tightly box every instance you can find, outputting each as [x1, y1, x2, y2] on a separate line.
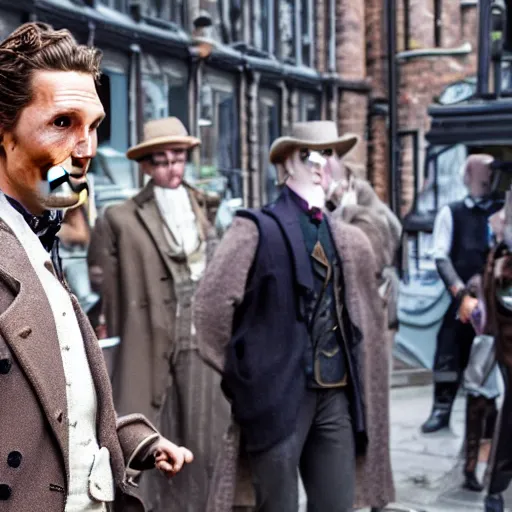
[194, 121, 394, 511]
[0, 22, 192, 512]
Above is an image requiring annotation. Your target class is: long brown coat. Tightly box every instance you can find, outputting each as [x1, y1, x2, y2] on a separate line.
[194, 213, 395, 510]
[95, 180, 230, 510]
[0, 218, 160, 512]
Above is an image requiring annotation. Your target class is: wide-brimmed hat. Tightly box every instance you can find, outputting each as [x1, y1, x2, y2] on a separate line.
[269, 121, 358, 164]
[126, 117, 200, 161]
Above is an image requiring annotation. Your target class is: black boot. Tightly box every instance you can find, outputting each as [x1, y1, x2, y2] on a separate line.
[484, 398, 498, 440]
[463, 471, 484, 492]
[421, 405, 451, 433]
[421, 382, 456, 433]
[485, 494, 504, 512]
[463, 395, 486, 492]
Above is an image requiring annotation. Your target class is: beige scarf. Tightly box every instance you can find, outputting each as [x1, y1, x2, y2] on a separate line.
[154, 184, 206, 281]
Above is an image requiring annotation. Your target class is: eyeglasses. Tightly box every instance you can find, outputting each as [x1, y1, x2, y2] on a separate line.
[299, 148, 334, 163]
[143, 149, 187, 167]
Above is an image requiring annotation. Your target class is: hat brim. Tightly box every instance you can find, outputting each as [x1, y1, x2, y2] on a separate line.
[127, 135, 201, 161]
[269, 134, 358, 164]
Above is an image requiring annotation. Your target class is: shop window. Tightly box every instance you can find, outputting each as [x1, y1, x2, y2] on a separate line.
[197, 69, 241, 198]
[259, 89, 281, 203]
[92, 69, 132, 189]
[298, 92, 321, 121]
[141, 54, 189, 127]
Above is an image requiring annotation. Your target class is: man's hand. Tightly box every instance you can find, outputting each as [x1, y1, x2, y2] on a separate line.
[152, 438, 194, 478]
[458, 295, 479, 324]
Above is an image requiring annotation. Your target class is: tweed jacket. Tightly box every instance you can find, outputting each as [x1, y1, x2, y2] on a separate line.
[194, 209, 395, 510]
[0, 218, 161, 512]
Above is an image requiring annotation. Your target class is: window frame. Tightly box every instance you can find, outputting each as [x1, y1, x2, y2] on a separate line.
[259, 87, 282, 204]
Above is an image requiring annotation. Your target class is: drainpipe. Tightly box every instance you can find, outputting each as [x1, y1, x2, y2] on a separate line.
[129, 43, 142, 188]
[386, 0, 400, 217]
[477, 0, 492, 97]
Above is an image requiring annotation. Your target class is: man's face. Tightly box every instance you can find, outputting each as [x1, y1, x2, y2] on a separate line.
[286, 148, 334, 191]
[0, 70, 105, 215]
[141, 146, 188, 189]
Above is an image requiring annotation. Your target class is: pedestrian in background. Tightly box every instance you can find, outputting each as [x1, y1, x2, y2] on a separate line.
[421, 155, 502, 444]
[91, 117, 230, 511]
[195, 121, 394, 512]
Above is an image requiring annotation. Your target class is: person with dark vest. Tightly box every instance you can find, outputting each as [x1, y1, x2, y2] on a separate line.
[421, 154, 503, 483]
[193, 121, 394, 512]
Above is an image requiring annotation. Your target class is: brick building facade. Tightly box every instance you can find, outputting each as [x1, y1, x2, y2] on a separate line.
[0, 0, 481, 215]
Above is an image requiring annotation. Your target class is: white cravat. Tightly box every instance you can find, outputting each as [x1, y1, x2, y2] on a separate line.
[154, 184, 206, 281]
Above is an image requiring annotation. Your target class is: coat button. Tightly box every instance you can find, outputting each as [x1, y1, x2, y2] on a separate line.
[0, 484, 12, 500]
[0, 358, 11, 375]
[7, 452, 22, 469]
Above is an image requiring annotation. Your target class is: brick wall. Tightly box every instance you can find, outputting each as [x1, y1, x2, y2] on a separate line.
[338, 91, 368, 177]
[395, 4, 479, 216]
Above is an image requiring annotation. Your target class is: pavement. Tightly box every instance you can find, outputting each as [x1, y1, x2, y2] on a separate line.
[371, 385, 510, 512]
[298, 383, 510, 512]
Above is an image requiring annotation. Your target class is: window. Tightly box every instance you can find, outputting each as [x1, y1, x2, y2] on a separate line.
[298, 91, 321, 121]
[197, 69, 241, 197]
[325, 0, 336, 71]
[145, 0, 186, 25]
[300, 0, 314, 66]
[251, 0, 278, 54]
[279, 0, 296, 63]
[89, 49, 133, 189]
[140, 54, 189, 126]
[98, 0, 128, 12]
[259, 89, 281, 203]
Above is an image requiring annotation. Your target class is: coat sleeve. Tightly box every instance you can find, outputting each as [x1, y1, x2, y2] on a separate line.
[193, 217, 259, 373]
[116, 414, 160, 471]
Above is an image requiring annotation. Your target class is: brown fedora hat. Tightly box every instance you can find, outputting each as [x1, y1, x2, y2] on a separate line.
[126, 117, 201, 161]
[269, 121, 358, 164]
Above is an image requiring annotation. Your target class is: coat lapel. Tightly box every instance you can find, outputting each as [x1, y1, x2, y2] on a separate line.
[263, 187, 314, 293]
[0, 221, 69, 478]
[327, 216, 364, 333]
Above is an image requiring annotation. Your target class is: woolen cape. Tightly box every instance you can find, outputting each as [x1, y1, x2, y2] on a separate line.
[194, 195, 395, 510]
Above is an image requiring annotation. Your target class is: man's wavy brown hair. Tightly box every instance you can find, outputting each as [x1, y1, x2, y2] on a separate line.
[0, 22, 102, 131]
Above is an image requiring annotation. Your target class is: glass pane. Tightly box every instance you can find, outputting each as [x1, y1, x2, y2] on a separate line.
[92, 69, 132, 189]
[259, 89, 281, 203]
[299, 92, 321, 121]
[279, 0, 295, 62]
[198, 71, 241, 197]
[417, 144, 468, 215]
[198, 0, 225, 43]
[141, 55, 188, 125]
[142, 75, 169, 122]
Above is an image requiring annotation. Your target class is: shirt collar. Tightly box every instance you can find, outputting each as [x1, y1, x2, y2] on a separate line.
[464, 195, 495, 210]
[287, 186, 324, 223]
[4, 195, 62, 252]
